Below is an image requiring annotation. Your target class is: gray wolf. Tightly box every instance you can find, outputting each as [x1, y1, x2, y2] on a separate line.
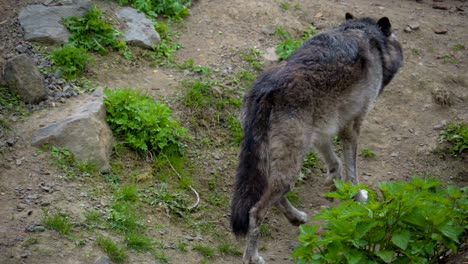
[230, 13, 403, 264]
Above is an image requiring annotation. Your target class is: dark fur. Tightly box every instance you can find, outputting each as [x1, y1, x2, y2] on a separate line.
[231, 15, 403, 239]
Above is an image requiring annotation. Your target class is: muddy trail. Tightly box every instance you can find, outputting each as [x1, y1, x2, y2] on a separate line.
[0, 0, 467, 263]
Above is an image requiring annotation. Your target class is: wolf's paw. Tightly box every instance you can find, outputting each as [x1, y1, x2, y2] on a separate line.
[243, 256, 265, 264]
[355, 189, 368, 202]
[289, 211, 308, 226]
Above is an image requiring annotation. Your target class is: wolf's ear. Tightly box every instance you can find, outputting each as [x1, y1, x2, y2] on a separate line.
[345, 13, 354, 20]
[377, 17, 392, 36]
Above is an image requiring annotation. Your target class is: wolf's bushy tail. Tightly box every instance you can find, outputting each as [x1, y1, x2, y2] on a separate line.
[231, 98, 271, 237]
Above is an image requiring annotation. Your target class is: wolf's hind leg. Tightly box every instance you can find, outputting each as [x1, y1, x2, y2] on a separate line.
[276, 196, 307, 226]
[244, 189, 285, 264]
[340, 117, 367, 201]
[243, 121, 305, 264]
[314, 140, 342, 185]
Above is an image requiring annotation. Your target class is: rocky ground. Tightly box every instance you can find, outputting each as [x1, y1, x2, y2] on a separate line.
[1, 0, 467, 264]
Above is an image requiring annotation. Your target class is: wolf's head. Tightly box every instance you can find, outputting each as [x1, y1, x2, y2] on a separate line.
[344, 13, 404, 90]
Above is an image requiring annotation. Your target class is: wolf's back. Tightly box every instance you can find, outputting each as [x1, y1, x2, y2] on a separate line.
[230, 90, 271, 237]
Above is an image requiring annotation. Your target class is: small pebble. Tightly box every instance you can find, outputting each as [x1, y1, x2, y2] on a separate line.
[6, 138, 15, 146]
[434, 28, 448, 34]
[408, 22, 420, 30]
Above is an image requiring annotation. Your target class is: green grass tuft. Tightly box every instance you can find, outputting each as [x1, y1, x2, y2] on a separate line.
[279, 1, 290, 10]
[96, 237, 128, 263]
[193, 244, 216, 258]
[276, 25, 319, 60]
[115, 185, 139, 202]
[124, 232, 153, 251]
[259, 223, 272, 237]
[242, 48, 263, 71]
[287, 190, 302, 207]
[217, 242, 242, 256]
[41, 210, 73, 235]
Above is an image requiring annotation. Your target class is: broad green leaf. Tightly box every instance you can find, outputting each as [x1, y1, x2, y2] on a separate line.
[344, 249, 364, 264]
[391, 229, 410, 250]
[446, 185, 462, 199]
[375, 250, 394, 263]
[437, 222, 464, 243]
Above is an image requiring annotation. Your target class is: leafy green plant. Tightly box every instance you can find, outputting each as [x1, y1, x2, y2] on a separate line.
[104, 88, 188, 155]
[441, 54, 458, 64]
[178, 59, 211, 75]
[274, 25, 289, 40]
[360, 148, 376, 159]
[300, 151, 320, 179]
[117, 0, 191, 20]
[63, 6, 131, 58]
[452, 44, 465, 52]
[41, 210, 73, 235]
[49, 44, 91, 79]
[147, 183, 191, 217]
[440, 121, 468, 157]
[279, 1, 290, 10]
[49, 146, 97, 178]
[292, 177, 467, 264]
[97, 236, 128, 263]
[242, 48, 263, 71]
[276, 25, 319, 60]
[109, 201, 145, 232]
[151, 21, 181, 65]
[22, 237, 40, 247]
[411, 48, 421, 56]
[50, 146, 77, 178]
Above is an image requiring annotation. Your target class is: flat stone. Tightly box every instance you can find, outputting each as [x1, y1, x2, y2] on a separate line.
[115, 7, 160, 49]
[408, 22, 420, 30]
[432, 4, 448, 10]
[18, 1, 92, 43]
[434, 28, 448, 34]
[33, 226, 46, 232]
[94, 256, 111, 264]
[31, 88, 114, 172]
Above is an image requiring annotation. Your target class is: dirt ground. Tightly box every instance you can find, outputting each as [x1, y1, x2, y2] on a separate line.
[1, 0, 467, 263]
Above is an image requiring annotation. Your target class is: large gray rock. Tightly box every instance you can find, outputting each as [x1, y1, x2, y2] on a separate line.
[18, 1, 92, 43]
[116, 7, 160, 49]
[3, 55, 47, 104]
[32, 88, 114, 172]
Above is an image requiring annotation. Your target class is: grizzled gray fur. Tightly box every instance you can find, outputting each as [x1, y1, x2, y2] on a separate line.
[231, 13, 403, 264]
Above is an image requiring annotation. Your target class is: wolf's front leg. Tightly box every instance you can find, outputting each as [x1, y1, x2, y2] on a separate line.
[314, 140, 342, 186]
